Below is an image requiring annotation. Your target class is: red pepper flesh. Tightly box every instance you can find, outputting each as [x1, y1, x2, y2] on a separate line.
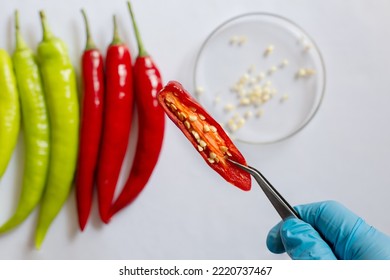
[109, 2, 165, 218]
[157, 81, 251, 191]
[96, 16, 134, 223]
[75, 10, 105, 230]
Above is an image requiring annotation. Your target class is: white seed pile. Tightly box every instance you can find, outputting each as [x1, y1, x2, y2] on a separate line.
[229, 35, 248, 46]
[197, 34, 317, 136]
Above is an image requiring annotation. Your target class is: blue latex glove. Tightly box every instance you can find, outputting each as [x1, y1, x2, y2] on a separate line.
[266, 201, 390, 260]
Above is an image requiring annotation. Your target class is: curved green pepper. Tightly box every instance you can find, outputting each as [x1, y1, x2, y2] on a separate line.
[0, 49, 20, 179]
[0, 11, 50, 234]
[35, 11, 79, 249]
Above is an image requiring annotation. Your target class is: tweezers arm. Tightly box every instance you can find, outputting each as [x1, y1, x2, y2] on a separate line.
[250, 168, 300, 220]
[227, 159, 299, 220]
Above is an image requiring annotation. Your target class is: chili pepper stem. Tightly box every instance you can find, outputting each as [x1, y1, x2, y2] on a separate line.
[111, 15, 122, 45]
[39, 10, 54, 41]
[14, 10, 28, 51]
[81, 9, 96, 50]
[127, 1, 148, 57]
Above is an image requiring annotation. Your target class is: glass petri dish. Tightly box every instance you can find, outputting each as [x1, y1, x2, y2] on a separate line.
[194, 13, 326, 144]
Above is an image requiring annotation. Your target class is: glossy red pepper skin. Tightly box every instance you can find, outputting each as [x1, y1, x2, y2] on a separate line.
[75, 10, 105, 231]
[96, 18, 133, 223]
[157, 81, 251, 191]
[108, 3, 165, 219]
[110, 55, 165, 218]
[75, 48, 104, 230]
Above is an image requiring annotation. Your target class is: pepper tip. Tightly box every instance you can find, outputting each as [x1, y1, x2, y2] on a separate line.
[39, 10, 45, 20]
[35, 240, 42, 250]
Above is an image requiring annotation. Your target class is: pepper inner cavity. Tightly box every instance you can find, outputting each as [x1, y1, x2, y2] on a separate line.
[164, 92, 231, 164]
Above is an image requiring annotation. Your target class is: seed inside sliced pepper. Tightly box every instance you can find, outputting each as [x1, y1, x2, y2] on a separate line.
[164, 92, 232, 166]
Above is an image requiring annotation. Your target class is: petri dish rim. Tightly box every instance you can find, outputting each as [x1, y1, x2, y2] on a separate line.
[193, 12, 327, 145]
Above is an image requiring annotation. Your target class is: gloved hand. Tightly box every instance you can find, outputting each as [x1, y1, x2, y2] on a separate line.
[266, 200, 390, 260]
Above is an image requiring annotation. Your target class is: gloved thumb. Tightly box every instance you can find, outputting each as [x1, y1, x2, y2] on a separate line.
[267, 218, 337, 260]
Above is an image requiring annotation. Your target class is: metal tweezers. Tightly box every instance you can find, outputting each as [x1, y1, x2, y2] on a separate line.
[228, 159, 300, 220]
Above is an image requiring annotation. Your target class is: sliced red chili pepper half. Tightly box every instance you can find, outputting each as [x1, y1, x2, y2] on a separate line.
[157, 81, 251, 191]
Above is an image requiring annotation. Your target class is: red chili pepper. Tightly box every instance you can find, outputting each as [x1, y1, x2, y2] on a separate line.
[75, 10, 105, 230]
[96, 15, 134, 223]
[157, 81, 251, 191]
[109, 1, 165, 218]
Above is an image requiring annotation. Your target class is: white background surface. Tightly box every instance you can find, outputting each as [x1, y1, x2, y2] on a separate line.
[0, 0, 390, 260]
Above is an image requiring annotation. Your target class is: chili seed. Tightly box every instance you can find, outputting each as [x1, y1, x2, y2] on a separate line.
[264, 44, 274, 56]
[197, 145, 204, 152]
[195, 86, 205, 96]
[184, 120, 191, 129]
[178, 112, 187, 121]
[240, 97, 251, 105]
[306, 68, 316, 75]
[228, 123, 238, 133]
[262, 94, 271, 102]
[232, 113, 240, 121]
[209, 152, 217, 159]
[303, 44, 312, 52]
[257, 72, 265, 81]
[224, 104, 235, 112]
[280, 94, 289, 103]
[297, 68, 307, 77]
[199, 140, 207, 148]
[248, 64, 256, 73]
[280, 59, 289, 68]
[239, 73, 250, 84]
[268, 66, 277, 75]
[210, 125, 217, 133]
[238, 36, 247, 45]
[229, 35, 239, 45]
[203, 125, 210, 133]
[237, 88, 246, 97]
[165, 96, 174, 104]
[189, 115, 197, 122]
[191, 130, 200, 140]
[237, 118, 246, 128]
[198, 114, 206, 120]
[256, 109, 264, 118]
[220, 146, 228, 153]
[208, 158, 215, 164]
[244, 110, 253, 119]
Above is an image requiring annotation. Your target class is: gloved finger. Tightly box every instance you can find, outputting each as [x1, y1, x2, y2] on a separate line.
[295, 200, 390, 259]
[266, 218, 337, 259]
[266, 221, 285, 254]
[280, 218, 337, 260]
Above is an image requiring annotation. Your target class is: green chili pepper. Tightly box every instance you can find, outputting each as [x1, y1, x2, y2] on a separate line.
[0, 49, 20, 179]
[0, 11, 50, 234]
[35, 10, 79, 249]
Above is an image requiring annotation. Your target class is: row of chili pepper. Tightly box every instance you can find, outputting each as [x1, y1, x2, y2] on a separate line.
[0, 1, 165, 248]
